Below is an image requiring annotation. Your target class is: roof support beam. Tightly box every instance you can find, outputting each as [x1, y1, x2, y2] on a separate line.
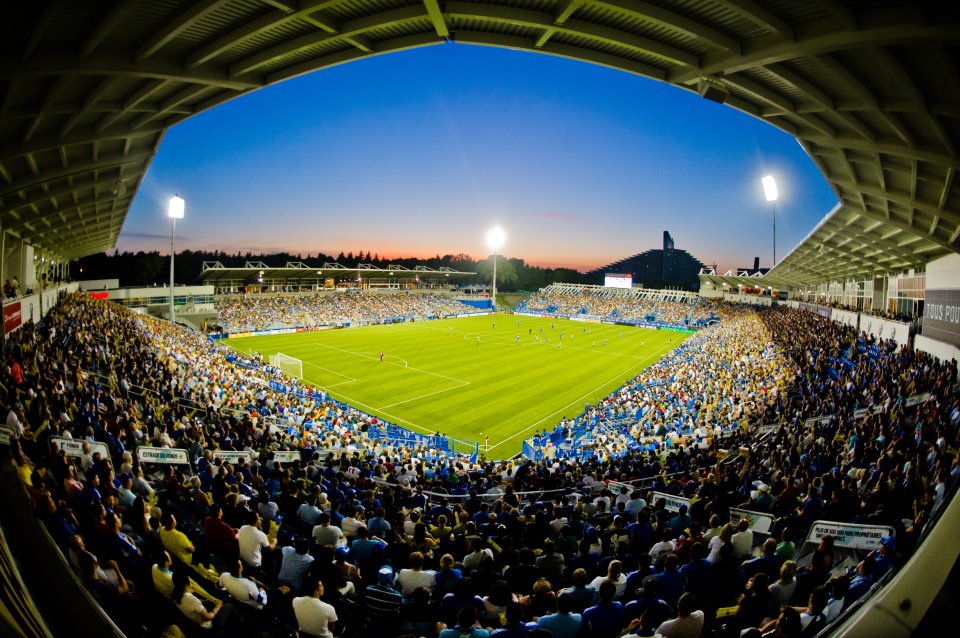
[230, 6, 428, 76]
[186, 0, 343, 68]
[58, 76, 120, 138]
[712, 0, 792, 38]
[80, 0, 139, 59]
[535, 0, 583, 49]
[447, 3, 700, 67]
[724, 74, 834, 136]
[670, 11, 960, 84]
[804, 137, 960, 171]
[588, 0, 739, 53]
[6, 193, 134, 233]
[762, 63, 872, 140]
[22, 1, 62, 62]
[0, 175, 127, 215]
[0, 58, 259, 91]
[811, 53, 914, 146]
[95, 79, 169, 132]
[0, 151, 152, 201]
[423, 0, 449, 38]
[135, 0, 231, 63]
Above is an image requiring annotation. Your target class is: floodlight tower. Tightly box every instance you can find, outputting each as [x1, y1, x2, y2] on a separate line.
[168, 195, 185, 323]
[486, 226, 506, 311]
[762, 176, 778, 267]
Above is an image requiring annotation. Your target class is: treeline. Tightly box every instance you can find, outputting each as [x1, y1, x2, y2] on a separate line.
[71, 249, 592, 291]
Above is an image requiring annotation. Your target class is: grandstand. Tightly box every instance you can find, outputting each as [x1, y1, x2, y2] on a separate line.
[517, 283, 721, 328]
[586, 232, 706, 291]
[2, 3, 960, 638]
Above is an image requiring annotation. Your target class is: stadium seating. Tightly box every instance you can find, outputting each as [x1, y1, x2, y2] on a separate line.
[3, 292, 957, 638]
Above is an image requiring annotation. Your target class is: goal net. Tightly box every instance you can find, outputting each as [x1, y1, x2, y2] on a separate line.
[269, 352, 303, 380]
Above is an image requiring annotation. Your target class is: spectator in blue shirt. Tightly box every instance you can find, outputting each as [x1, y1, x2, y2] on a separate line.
[537, 592, 582, 638]
[582, 580, 624, 638]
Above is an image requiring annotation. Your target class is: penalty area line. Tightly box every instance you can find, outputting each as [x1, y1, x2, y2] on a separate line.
[379, 380, 472, 409]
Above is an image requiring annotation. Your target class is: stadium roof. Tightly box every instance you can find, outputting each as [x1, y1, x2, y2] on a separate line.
[1, 1, 959, 276]
[197, 260, 474, 283]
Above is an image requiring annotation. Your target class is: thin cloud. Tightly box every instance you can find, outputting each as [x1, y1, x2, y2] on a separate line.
[122, 232, 190, 241]
[533, 211, 589, 221]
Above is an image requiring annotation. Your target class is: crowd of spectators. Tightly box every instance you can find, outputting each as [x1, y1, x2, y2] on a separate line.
[3, 293, 958, 638]
[3, 275, 21, 299]
[519, 288, 728, 326]
[215, 292, 479, 333]
[528, 306, 793, 460]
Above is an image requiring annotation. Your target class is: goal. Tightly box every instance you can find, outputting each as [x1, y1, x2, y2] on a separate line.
[269, 352, 303, 379]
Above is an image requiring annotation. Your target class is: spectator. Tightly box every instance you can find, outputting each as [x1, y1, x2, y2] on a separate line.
[294, 576, 338, 638]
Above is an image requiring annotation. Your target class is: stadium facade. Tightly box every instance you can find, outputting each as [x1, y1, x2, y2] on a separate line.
[588, 231, 705, 291]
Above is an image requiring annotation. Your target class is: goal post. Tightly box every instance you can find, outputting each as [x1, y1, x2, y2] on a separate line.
[270, 352, 303, 379]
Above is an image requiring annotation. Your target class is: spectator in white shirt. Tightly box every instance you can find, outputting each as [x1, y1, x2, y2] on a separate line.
[293, 576, 338, 638]
[731, 518, 755, 559]
[218, 559, 268, 609]
[395, 551, 436, 596]
[238, 511, 275, 571]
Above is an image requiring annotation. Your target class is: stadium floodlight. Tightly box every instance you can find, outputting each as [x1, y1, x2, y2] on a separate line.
[761, 175, 778, 267]
[167, 195, 185, 324]
[486, 226, 506, 310]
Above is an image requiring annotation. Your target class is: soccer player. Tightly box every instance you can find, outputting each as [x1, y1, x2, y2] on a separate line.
[449, 326, 453, 334]
[545, 337, 549, 344]
[516, 335, 520, 344]
[592, 340, 596, 348]
[492, 322, 496, 330]
[583, 327, 586, 334]
[476, 336, 481, 345]
[380, 352, 384, 362]
[529, 328, 532, 335]
[620, 331, 623, 339]
[603, 339, 607, 347]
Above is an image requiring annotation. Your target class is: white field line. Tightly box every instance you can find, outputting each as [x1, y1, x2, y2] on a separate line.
[379, 380, 471, 409]
[321, 389, 434, 434]
[302, 360, 357, 383]
[463, 331, 648, 361]
[280, 341, 469, 384]
[486, 339, 677, 451]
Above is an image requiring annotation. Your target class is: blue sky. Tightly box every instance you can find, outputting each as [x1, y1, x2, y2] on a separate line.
[121, 43, 839, 272]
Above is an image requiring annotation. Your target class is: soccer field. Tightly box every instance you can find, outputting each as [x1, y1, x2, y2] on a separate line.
[227, 315, 688, 458]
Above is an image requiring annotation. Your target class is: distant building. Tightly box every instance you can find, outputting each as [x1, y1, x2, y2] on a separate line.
[588, 231, 705, 290]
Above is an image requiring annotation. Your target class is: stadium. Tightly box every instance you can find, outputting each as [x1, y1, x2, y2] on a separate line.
[1, 3, 959, 638]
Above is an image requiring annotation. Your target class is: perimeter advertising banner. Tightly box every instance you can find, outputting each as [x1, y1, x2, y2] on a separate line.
[3, 301, 21, 333]
[49, 436, 110, 460]
[273, 450, 301, 463]
[923, 289, 960, 347]
[137, 447, 191, 465]
[650, 491, 691, 513]
[805, 520, 894, 551]
[729, 507, 775, 534]
[212, 450, 252, 465]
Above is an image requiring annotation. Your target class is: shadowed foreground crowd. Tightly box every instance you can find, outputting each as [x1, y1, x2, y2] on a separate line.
[3, 294, 958, 638]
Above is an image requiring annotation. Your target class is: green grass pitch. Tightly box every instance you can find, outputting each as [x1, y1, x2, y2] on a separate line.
[227, 315, 688, 458]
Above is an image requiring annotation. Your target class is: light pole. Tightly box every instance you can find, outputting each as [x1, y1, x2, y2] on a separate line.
[168, 195, 185, 323]
[761, 175, 778, 267]
[485, 226, 505, 311]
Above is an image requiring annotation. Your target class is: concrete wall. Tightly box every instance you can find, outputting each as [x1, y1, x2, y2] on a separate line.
[925, 253, 960, 289]
[78, 279, 120, 291]
[915, 335, 960, 364]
